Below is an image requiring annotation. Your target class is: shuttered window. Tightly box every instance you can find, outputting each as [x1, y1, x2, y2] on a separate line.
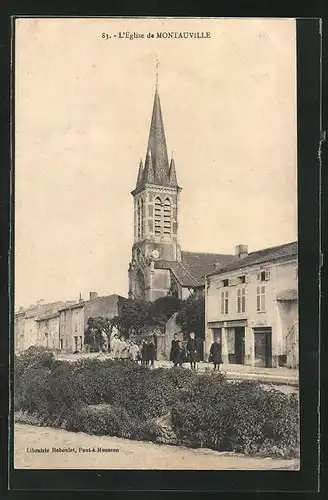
[256, 285, 265, 312]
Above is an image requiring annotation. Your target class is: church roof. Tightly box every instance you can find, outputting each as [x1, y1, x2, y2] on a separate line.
[134, 90, 179, 190]
[181, 251, 236, 284]
[154, 251, 235, 288]
[155, 260, 200, 287]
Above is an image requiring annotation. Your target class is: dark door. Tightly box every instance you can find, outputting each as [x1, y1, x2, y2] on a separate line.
[254, 328, 272, 367]
[235, 327, 245, 364]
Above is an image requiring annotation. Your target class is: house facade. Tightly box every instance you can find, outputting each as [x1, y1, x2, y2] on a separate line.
[14, 293, 126, 353]
[35, 312, 60, 349]
[14, 300, 65, 352]
[205, 242, 298, 368]
[58, 293, 126, 353]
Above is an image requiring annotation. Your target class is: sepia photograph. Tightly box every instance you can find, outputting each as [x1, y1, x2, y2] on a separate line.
[13, 17, 299, 471]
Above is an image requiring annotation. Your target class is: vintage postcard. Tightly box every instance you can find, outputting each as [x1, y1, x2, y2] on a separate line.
[13, 17, 299, 471]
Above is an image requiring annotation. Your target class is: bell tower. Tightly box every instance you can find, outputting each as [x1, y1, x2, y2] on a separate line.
[128, 82, 182, 301]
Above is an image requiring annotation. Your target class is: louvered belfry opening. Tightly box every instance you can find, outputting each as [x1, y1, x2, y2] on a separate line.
[154, 197, 162, 236]
[163, 198, 171, 236]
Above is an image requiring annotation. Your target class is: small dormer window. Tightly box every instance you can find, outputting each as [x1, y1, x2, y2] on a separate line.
[237, 275, 246, 284]
[222, 279, 229, 287]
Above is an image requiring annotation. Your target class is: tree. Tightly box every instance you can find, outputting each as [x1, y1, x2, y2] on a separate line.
[84, 317, 113, 352]
[147, 296, 182, 332]
[175, 294, 205, 340]
[109, 296, 183, 338]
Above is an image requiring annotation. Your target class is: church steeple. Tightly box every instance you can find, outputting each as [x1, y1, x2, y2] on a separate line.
[145, 88, 170, 184]
[134, 86, 178, 191]
[129, 76, 182, 301]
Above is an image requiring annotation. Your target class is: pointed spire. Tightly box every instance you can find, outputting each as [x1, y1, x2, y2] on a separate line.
[136, 159, 144, 187]
[143, 149, 155, 183]
[145, 89, 170, 184]
[169, 156, 178, 186]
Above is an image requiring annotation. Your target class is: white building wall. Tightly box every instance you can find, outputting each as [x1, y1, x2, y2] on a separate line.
[205, 256, 298, 367]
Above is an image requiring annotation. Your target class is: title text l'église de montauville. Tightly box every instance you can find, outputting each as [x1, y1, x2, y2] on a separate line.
[102, 32, 211, 41]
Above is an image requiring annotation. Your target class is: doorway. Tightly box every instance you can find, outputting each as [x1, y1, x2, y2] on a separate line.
[234, 327, 245, 364]
[254, 327, 272, 367]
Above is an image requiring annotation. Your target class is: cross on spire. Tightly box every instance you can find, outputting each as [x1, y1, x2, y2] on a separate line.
[156, 59, 159, 91]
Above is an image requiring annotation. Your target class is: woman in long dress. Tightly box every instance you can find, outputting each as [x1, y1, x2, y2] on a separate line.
[209, 337, 223, 371]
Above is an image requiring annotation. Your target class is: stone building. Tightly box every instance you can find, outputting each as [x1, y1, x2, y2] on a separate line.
[58, 293, 126, 353]
[14, 300, 65, 352]
[128, 85, 235, 301]
[14, 293, 126, 353]
[205, 241, 298, 368]
[35, 310, 60, 350]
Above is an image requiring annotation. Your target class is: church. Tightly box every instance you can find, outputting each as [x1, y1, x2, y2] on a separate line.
[128, 83, 235, 302]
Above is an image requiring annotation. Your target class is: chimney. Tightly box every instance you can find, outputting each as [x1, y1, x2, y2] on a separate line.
[89, 292, 98, 301]
[235, 244, 248, 259]
[78, 292, 83, 302]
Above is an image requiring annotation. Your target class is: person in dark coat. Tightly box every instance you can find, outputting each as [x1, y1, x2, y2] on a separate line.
[147, 338, 156, 367]
[209, 337, 223, 371]
[170, 334, 180, 366]
[141, 340, 147, 366]
[175, 340, 186, 367]
[186, 332, 199, 370]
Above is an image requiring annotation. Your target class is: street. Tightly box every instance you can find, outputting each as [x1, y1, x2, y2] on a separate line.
[14, 423, 299, 470]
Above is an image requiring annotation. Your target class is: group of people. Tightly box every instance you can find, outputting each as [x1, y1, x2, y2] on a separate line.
[110, 331, 223, 371]
[110, 334, 156, 366]
[170, 332, 223, 371]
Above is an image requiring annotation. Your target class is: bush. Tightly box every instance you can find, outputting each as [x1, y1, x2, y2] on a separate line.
[14, 348, 299, 458]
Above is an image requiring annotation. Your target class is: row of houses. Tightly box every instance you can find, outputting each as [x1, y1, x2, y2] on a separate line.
[14, 293, 125, 353]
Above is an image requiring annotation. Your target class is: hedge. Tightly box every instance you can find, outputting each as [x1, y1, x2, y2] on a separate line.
[14, 346, 299, 458]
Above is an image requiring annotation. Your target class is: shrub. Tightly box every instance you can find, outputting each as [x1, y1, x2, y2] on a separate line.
[13, 350, 299, 458]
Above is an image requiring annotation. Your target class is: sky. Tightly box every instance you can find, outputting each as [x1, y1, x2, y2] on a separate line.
[15, 18, 297, 308]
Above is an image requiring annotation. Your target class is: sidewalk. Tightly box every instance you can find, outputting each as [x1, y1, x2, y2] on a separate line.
[156, 361, 299, 387]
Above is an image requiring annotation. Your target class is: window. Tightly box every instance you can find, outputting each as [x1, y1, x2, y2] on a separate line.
[237, 288, 246, 313]
[154, 197, 162, 236]
[237, 275, 246, 284]
[256, 285, 266, 312]
[222, 279, 229, 287]
[257, 270, 270, 282]
[137, 198, 144, 239]
[221, 290, 229, 315]
[163, 198, 171, 235]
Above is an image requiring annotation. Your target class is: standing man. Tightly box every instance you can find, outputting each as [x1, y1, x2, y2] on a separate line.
[141, 340, 147, 366]
[170, 333, 180, 367]
[186, 332, 198, 371]
[209, 336, 223, 371]
[175, 340, 186, 367]
[147, 337, 156, 368]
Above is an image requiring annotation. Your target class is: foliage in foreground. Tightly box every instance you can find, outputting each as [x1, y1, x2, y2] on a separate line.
[14, 347, 299, 458]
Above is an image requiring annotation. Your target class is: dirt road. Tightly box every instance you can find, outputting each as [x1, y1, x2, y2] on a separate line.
[14, 423, 299, 470]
